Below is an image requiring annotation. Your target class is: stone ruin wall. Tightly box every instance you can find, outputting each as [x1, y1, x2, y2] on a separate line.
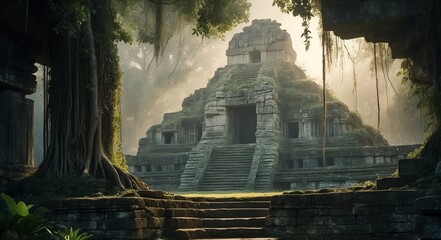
[267, 190, 420, 239]
[38, 188, 441, 239]
[226, 19, 296, 65]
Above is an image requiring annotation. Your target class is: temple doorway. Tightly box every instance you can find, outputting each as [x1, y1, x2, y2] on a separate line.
[227, 105, 257, 144]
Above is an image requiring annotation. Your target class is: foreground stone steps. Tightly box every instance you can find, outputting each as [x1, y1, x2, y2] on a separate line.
[169, 198, 272, 239]
[174, 227, 266, 239]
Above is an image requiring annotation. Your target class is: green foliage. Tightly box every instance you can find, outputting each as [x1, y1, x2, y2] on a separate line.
[55, 227, 92, 240]
[347, 112, 363, 129]
[0, 193, 52, 240]
[344, 126, 388, 146]
[0, 194, 93, 240]
[273, 0, 321, 50]
[193, 0, 251, 39]
[48, 0, 89, 36]
[123, 0, 250, 58]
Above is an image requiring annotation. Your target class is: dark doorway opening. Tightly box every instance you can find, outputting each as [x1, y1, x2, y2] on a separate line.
[228, 105, 257, 144]
[249, 50, 261, 63]
[288, 122, 299, 138]
[163, 132, 174, 144]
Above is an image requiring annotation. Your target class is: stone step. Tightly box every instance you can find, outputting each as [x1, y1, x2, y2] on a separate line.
[199, 143, 255, 191]
[199, 181, 248, 186]
[174, 227, 267, 239]
[203, 171, 250, 175]
[198, 187, 247, 191]
[398, 159, 427, 177]
[166, 208, 268, 218]
[206, 164, 252, 167]
[376, 177, 418, 190]
[205, 168, 251, 171]
[198, 201, 270, 209]
[202, 217, 266, 228]
[202, 209, 268, 218]
[209, 158, 254, 161]
[200, 178, 248, 182]
[208, 159, 253, 162]
[212, 151, 255, 154]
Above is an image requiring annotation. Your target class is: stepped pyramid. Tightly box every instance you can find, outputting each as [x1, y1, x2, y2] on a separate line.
[127, 19, 417, 191]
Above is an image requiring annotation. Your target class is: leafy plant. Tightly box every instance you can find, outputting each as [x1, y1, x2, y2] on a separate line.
[0, 193, 93, 240]
[0, 193, 53, 240]
[55, 227, 92, 240]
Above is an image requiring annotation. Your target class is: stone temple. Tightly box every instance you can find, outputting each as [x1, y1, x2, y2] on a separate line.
[127, 19, 417, 191]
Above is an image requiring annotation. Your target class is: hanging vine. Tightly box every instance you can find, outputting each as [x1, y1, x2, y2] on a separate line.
[321, 30, 327, 166]
[343, 40, 362, 113]
[373, 43, 381, 144]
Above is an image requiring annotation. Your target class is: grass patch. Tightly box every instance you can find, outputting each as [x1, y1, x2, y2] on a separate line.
[173, 191, 284, 198]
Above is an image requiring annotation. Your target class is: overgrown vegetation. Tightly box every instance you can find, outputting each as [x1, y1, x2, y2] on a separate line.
[0, 193, 92, 240]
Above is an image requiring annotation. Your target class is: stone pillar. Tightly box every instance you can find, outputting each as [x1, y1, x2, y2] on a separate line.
[0, 29, 37, 181]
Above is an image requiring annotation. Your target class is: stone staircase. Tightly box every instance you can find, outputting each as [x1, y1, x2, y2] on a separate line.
[170, 197, 273, 239]
[231, 64, 262, 82]
[198, 144, 256, 191]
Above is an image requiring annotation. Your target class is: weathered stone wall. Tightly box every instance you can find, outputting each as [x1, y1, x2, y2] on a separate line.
[44, 191, 202, 240]
[266, 190, 421, 239]
[252, 64, 281, 190]
[322, 0, 421, 58]
[0, 29, 37, 191]
[414, 193, 441, 239]
[226, 19, 297, 65]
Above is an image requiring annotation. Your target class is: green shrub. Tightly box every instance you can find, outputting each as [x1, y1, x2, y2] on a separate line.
[0, 193, 52, 240]
[55, 227, 92, 240]
[0, 193, 92, 240]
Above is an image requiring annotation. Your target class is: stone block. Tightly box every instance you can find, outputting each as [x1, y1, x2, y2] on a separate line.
[353, 190, 418, 205]
[414, 215, 441, 239]
[392, 233, 414, 240]
[398, 159, 426, 177]
[265, 216, 297, 226]
[415, 195, 441, 214]
[372, 233, 393, 240]
[364, 156, 374, 165]
[103, 217, 148, 230]
[297, 207, 353, 217]
[101, 229, 152, 239]
[167, 217, 203, 228]
[270, 226, 299, 235]
[137, 190, 165, 199]
[268, 209, 297, 217]
[324, 235, 371, 240]
[374, 156, 384, 164]
[273, 192, 353, 207]
[297, 216, 356, 226]
[148, 217, 164, 228]
[376, 177, 417, 190]
[353, 206, 397, 215]
[59, 220, 100, 230]
[356, 213, 414, 224]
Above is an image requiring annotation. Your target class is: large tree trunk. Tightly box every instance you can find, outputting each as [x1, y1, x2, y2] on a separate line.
[35, 1, 148, 191]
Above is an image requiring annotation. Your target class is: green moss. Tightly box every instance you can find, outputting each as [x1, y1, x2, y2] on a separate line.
[344, 126, 388, 146]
